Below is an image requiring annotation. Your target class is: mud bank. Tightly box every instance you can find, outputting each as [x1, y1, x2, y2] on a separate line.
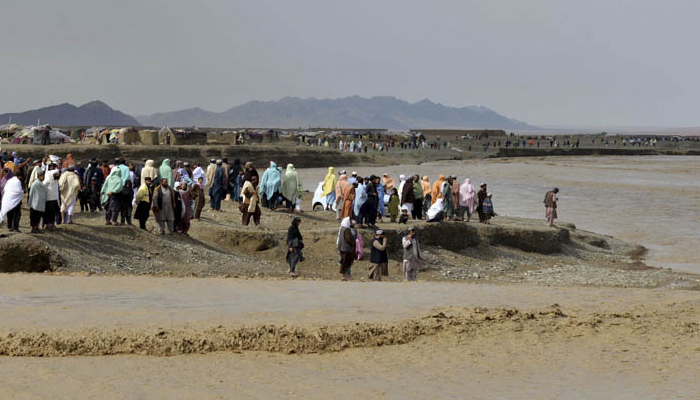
[2, 144, 372, 168]
[0, 305, 696, 357]
[492, 147, 700, 158]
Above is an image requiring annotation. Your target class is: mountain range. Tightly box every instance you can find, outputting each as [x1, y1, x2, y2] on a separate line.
[0, 101, 139, 126]
[136, 96, 536, 130]
[0, 96, 536, 130]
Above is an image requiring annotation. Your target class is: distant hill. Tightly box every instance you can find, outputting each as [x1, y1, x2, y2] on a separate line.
[0, 101, 139, 126]
[137, 96, 537, 130]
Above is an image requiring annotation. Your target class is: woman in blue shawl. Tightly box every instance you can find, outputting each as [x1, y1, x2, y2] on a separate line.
[259, 161, 282, 210]
[101, 167, 124, 225]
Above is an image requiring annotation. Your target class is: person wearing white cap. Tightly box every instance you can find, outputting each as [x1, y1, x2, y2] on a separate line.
[348, 171, 357, 185]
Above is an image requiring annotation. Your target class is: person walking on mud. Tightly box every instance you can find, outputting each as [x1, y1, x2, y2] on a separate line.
[544, 188, 559, 227]
[286, 216, 304, 277]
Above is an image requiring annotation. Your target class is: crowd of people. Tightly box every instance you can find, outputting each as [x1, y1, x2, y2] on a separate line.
[0, 153, 304, 236]
[0, 150, 560, 283]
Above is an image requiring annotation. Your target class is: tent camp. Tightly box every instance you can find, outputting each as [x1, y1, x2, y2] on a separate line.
[11, 125, 74, 144]
[159, 127, 207, 145]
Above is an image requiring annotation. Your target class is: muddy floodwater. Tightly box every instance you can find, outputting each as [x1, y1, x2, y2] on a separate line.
[298, 155, 700, 273]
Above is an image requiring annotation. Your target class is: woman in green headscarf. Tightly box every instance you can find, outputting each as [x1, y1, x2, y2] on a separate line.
[101, 167, 124, 225]
[281, 163, 302, 211]
[158, 159, 173, 185]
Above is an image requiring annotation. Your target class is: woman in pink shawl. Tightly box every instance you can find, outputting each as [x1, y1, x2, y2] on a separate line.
[458, 178, 478, 222]
[334, 173, 351, 219]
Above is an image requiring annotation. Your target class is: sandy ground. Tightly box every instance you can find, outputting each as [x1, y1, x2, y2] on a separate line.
[1, 275, 699, 399]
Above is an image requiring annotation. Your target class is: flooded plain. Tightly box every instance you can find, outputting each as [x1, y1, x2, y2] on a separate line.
[299, 155, 700, 272]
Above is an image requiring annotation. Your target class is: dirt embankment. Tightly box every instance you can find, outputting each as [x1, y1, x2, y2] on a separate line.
[1, 198, 696, 289]
[0, 305, 696, 357]
[492, 147, 700, 158]
[1, 144, 373, 168]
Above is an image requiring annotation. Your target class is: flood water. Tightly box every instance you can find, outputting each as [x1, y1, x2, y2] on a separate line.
[297, 155, 700, 273]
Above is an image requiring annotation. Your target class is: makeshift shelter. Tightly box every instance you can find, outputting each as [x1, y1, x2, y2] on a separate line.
[138, 130, 159, 145]
[1, 123, 21, 138]
[170, 128, 207, 145]
[119, 127, 140, 144]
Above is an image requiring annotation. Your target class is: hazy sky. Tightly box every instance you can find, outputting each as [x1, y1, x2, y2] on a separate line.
[1, 0, 699, 126]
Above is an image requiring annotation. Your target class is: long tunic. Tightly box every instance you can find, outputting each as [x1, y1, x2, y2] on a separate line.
[154, 187, 175, 221]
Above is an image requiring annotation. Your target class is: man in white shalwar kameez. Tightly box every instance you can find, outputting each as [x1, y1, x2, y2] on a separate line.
[402, 227, 422, 281]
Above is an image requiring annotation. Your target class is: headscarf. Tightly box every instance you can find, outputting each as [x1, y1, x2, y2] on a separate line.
[158, 159, 173, 185]
[0, 168, 14, 192]
[135, 181, 150, 203]
[100, 167, 123, 206]
[287, 216, 303, 243]
[192, 164, 206, 186]
[431, 175, 446, 204]
[382, 174, 395, 192]
[259, 161, 282, 200]
[335, 173, 350, 198]
[0, 176, 23, 223]
[281, 163, 301, 201]
[241, 180, 259, 212]
[58, 170, 81, 206]
[141, 159, 158, 181]
[231, 159, 243, 176]
[421, 176, 431, 196]
[459, 178, 476, 206]
[336, 216, 352, 244]
[243, 162, 259, 183]
[62, 154, 76, 169]
[321, 167, 337, 196]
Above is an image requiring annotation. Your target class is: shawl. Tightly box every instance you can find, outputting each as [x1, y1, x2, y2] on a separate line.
[337, 174, 352, 199]
[28, 165, 41, 188]
[241, 180, 260, 212]
[141, 160, 158, 181]
[206, 163, 216, 187]
[231, 159, 243, 176]
[382, 175, 395, 192]
[243, 164, 259, 183]
[459, 178, 477, 207]
[431, 175, 446, 204]
[281, 164, 301, 201]
[321, 167, 337, 196]
[158, 159, 173, 185]
[354, 183, 367, 216]
[58, 171, 81, 204]
[28, 178, 47, 212]
[427, 198, 444, 220]
[118, 164, 130, 185]
[1, 168, 13, 192]
[192, 166, 206, 186]
[135, 182, 150, 203]
[0, 177, 23, 223]
[421, 176, 432, 196]
[259, 162, 282, 200]
[62, 154, 76, 169]
[337, 217, 351, 245]
[100, 168, 123, 206]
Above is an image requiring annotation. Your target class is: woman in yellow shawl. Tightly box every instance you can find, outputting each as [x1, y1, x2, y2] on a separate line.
[321, 167, 337, 210]
[431, 175, 446, 204]
[421, 175, 432, 212]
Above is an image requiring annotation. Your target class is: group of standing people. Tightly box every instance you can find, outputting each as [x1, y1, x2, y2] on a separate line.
[0, 153, 307, 235]
[320, 168, 497, 227]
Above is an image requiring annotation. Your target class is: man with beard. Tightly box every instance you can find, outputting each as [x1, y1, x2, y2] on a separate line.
[152, 177, 176, 235]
